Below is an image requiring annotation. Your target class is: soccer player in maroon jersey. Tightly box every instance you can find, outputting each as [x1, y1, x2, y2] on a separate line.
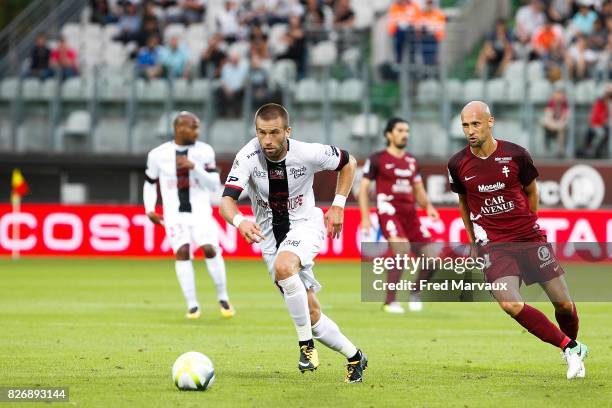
[358, 118, 440, 314]
[447, 101, 588, 379]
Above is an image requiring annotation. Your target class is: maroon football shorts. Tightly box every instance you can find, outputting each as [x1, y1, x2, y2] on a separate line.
[479, 239, 565, 285]
[378, 212, 432, 246]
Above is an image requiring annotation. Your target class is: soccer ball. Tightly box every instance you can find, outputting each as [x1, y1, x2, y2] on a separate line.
[172, 351, 215, 391]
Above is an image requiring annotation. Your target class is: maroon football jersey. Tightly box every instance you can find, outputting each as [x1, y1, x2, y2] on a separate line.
[447, 140, 544, 243]
[363, 150, 423, 216]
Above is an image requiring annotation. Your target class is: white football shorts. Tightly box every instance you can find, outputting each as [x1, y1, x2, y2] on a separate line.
[164, 212, 220, 254]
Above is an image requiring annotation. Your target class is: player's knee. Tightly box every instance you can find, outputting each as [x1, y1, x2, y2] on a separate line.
[274, 261, 297, 281]
[554, 301, 574, 315]
[499, 301, 523, 317]
[202, 245, 216, 258]
[175, 245, 190, 261]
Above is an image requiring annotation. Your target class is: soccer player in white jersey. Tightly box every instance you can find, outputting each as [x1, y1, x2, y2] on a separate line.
[219, 103, 367, 383]
[143, 111, 235, 319]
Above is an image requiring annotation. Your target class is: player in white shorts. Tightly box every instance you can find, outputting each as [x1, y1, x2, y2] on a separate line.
[219, 103, 367, 383]
[143, 111, 235, 319]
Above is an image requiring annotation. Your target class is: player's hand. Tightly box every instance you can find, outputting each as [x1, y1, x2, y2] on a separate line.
[325, 206, 344, 239]
[426, 205, 440, 220]
[147, 212, 164, 226]
[176, 155, 195, 170]
[360, 217, 372, 232]
[237, 219, 265, 244]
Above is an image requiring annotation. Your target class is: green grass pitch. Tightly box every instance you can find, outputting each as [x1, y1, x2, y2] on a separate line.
[0, 258, 610, 407]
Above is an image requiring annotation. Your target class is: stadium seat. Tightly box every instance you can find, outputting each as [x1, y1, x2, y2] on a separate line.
[528, 79, 552, 104]
[463, 79, 485, 102]
[64, 110, 91, 135]
[227, 41, 250, 58]
[485, 78, 507, 103]
[103, 24, 120, 42]
[270, 59, 297, 90]
[83, 23, 102, 42]
[61, 23, 81, 43]
[341, 47, 361, 68]
[371, 0, 392, 13]
[189, 79, 211, 102]
[506, 79, 526, 102]
[445, 79, 464, 103]
[101, 74, 129, 101]
[353, 3, 374, 29]
[164, 23, 186, 41]
[62, 77, 85, 101]
[295, 78, 323, 103]
[575, 80, 596, 104]
[40, 78, 59, 100]
[137, 79, 168, 101]
[157, 111, 178, 138]
[351, 113, 380, 139]
[0, 77, 19, 100]
[268, 24, 288, 56]
[416, 79, 441, 105]
[22, 78, 42, 100]
[310, 41, 337, 67]
[503, 60, 526, 81]
[186, 23, 207, 42]
[527, 60, 544, 81]
[337, 78, 363, 103]
[104, 42, 127, 67]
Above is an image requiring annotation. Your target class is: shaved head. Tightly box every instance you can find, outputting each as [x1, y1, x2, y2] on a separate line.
[460, 101, 495, 151]
[173, 111, 199, 129]
[173, 111, 200, 145]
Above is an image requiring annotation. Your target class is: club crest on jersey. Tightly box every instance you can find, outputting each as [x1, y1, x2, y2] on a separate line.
[269, 168, 285, 179]
[495, 156, 512, 164]
[325, 146, 339, 157]
[253, 167, 266, 178]
[502, 166, 510, 177]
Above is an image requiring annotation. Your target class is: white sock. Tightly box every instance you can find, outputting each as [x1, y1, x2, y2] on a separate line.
[205, 251, 229, 302]
[311, 313, 358, 358]
[175, 260, 199, 310]
[277, 274, 312, 342]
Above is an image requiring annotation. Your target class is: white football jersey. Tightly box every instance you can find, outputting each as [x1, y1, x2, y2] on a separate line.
[144, 141, 219, 220]
[223, 137, 349, 254]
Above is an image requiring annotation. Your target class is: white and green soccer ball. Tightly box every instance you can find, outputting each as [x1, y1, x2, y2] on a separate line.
[172, 351, 215, 391]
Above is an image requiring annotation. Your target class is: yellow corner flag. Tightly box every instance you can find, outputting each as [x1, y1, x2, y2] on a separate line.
[11, 168, 30, 204]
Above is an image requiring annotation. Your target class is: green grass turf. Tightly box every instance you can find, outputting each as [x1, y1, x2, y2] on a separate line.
[0, 258, 610, 407]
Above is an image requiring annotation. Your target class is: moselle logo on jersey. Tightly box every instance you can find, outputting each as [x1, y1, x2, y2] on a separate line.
[478, 182, 506, 193]
[289, 166, 306, 179]
[480, 195, 515, 215]
[394, 168, 414, 178]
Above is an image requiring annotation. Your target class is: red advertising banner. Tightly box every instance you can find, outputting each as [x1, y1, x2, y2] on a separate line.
[0, 205, 611, 258]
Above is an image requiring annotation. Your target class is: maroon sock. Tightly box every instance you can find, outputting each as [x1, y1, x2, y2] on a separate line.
[414, 268, 435, 293]
[384, 268, 402, 304]
[555, 302, 579, 340]
[513, 304, 571, 349]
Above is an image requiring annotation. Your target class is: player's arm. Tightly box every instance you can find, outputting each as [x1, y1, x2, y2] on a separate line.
[219, 154, 264, 244]
[413, 181, 439, 220]
[357, 176, 373, 231]
[458, 193, 475, 243]
[523, 179, 539, 214]
[325, 153, 357, 238]
[189, 149, 221, 191]
[143, 152, 163, 225]
[219, 196, 264, 244]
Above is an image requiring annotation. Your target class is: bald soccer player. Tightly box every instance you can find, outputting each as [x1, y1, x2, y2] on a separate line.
[143, 111, 235, 319]
[447, 101, 588, 380]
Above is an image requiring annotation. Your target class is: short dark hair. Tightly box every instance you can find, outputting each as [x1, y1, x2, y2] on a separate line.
[255, 103, 289, 128]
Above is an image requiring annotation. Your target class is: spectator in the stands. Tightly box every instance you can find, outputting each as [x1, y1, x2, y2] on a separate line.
[540, 83, 569, 157]
[200, 33, 227, 78]
[114, 1, 142, 43]
[216, 0, 245, 43]
[387, 0, 421, 63]
[250, 54, 274, 106]
[579, 84, 611, 158]
[50, 36, 79, 80]
[547, 0, 573, 24]
[250, 25, 271, 66]
[303, 0, 325, 31]
[515, 0, 546, 49]
[27, 32, 52, 80]
[245, 0, 303, 26]
[588, 16, 608, 51]
[333, 0, 355, 30]
[159, 36, 191, 78]
[566, 33, 598, 79]
[476, 19, 514, 77]
[569, 1, 599, 36]
[165, 0, 206, 25]
[530, 17, 565, 79]
[90, 0, 118, 25]
[277, 14, 306, 77]
[416, 0, 446, 66]
[136, 5, 163, 47]
[217, 50, 249, 117]
[137, 34, 163, 79]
